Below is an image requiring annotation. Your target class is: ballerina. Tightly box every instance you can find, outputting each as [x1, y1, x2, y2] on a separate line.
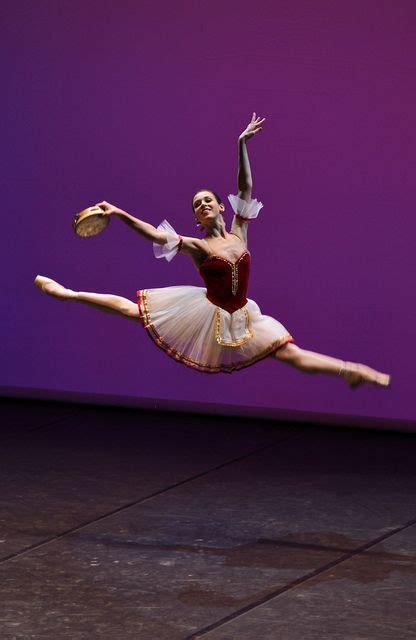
[35, 113, 390, 388]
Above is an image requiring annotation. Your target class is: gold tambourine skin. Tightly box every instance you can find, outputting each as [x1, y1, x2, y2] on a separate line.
[73, 206, 110, 237]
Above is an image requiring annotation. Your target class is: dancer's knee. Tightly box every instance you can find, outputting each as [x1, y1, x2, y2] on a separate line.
[272, 343, 303, 364]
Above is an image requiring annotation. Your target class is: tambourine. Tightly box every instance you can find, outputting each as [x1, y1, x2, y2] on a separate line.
[72, 206, 109, 237]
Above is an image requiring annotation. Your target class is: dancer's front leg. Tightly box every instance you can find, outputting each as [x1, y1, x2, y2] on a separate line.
[271, 343, 390, 388]
[34, 275, 139, 320]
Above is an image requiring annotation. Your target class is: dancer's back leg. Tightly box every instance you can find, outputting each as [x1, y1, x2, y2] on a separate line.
[271, 343, 390, 388]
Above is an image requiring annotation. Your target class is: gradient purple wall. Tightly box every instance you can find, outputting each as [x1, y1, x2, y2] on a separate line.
[2, 1, 414, 422]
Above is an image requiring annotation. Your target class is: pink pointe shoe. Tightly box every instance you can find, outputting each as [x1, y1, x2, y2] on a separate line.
[34, 275, 76, 300]
[340, 361, 391, 389]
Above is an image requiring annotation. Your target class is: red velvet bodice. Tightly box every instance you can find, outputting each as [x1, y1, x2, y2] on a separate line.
[199, 251, 250, 314]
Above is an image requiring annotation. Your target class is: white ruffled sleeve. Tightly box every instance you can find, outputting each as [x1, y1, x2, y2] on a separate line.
[153, 219, 182, 262]
[227, 194, 263, 220]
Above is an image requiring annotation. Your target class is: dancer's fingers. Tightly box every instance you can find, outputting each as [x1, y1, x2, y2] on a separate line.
[96, 201, 111, 211]
[95, 201, 112, 216]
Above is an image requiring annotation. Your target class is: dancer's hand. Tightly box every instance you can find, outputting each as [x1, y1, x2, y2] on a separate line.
[95, 201, 122, 217]
[239, 112, 265, 142]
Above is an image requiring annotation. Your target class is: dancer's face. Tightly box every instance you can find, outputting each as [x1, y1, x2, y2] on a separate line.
[192, 191, 225, 225]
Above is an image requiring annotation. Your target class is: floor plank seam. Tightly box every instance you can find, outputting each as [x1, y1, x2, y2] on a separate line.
[0, 432, 300, 566]
[1, 411, 82, 443]
[187, 515, 416, 639]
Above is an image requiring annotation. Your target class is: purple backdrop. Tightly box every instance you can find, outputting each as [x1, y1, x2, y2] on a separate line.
[2, 1, 414, 423]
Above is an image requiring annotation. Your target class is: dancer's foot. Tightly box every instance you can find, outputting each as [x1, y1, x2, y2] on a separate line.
[34, 275, 77, 300]
[340, 362, 391, 389]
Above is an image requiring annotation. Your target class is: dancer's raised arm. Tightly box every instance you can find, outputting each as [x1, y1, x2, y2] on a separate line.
[231, 113, 265, 241]
[237, 113, 264, 197]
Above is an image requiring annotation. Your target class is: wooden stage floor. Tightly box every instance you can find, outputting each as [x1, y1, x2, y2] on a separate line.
[1, 398, 415, 639]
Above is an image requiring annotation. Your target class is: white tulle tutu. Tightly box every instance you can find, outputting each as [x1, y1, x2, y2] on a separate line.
[137, 285, 293, 374]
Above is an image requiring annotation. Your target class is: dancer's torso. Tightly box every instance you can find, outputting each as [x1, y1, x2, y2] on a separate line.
[199, 251, 250, 314]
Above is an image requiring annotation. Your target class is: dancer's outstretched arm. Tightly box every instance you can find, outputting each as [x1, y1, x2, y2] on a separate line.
[96, 201, 206, 260]
[96, 201, 171, 244]
[231, 112, 265, 242]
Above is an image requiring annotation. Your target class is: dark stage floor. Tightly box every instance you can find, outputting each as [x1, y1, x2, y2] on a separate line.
[1, 398, 415, 639]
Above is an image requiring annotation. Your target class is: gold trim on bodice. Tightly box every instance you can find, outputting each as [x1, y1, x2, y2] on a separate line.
[231, 262, 238, 296]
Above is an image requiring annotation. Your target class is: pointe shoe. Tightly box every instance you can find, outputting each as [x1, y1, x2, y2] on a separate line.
[34, 275, 76, 300]
[340, 362, 391, 389]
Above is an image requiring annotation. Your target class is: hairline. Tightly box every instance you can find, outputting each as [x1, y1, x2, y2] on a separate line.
[192, 190, 223, 207]
[193, 190, 216, 200]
